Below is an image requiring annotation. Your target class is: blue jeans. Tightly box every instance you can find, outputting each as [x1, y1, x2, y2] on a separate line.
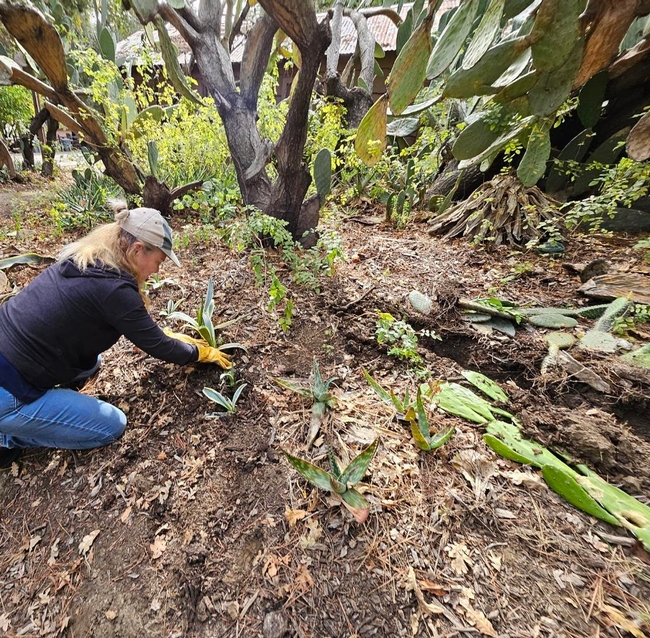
[0, 362, 126, 450]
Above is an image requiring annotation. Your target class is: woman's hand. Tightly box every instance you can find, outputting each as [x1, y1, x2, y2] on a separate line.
[195, 344, 232, 369]
[163, 328, 232, 369]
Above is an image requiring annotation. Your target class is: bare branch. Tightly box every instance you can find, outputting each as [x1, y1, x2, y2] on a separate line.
[344, 8, 375, 92]
[326, 0, 344, 77]
[358, 7, 402, 25]
[159, 2, 200, 44]
[275, 31, 329, 171]
[0, 1, 68, 92]
[170, 179, 205, 199]
[0, 60, 58, 102]
[198, 0, 222, 31]
[229, 1, 250, 50]
[240, 12, 277, 103]
[258, 0, 320, 51]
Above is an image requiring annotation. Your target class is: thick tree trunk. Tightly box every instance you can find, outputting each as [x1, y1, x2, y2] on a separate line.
[269, 28, 329, 244]
[20, 133, 34, 169]
[0, 138, 18, 179]
[192, 4, 330, 244]
[324, 76, 373, 128]
[142, 175, 203, 213]
[426, 159, 490, 202]
[21, 107, 49, 171]
[322, 1, 374, 129]
[41, 115, 58, 178]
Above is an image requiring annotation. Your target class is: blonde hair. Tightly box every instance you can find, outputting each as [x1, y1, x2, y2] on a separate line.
[58, 200, 156, 288]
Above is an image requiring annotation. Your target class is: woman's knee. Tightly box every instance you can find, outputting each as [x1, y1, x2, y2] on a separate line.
[102, 406, 127, 444]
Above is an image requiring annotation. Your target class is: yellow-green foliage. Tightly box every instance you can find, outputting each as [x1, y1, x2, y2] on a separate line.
[129, 97, 232, 188]
[69, 48, 124, 144]
[257, 69, 288, 148]
[306, 95, 346, 162]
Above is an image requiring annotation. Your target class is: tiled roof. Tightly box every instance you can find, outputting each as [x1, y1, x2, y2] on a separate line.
[115, 27, 192, 66]
[338, 0, 459, 54]
[116, 1, 461, 65]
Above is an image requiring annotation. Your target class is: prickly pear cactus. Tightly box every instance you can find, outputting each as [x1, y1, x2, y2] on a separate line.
[528, 314, 578, 328]
[313, 148, 332, 200]
[594, 297, 632, 332]
[462, 0, 505, 70]
[356, 95, 388, 167]
[408, 290, 433, 315]
[426, 0, 481, 80]
[517, 119, 552, 186]
[388, 8, 434, 116]
[444, 36, 532, 99]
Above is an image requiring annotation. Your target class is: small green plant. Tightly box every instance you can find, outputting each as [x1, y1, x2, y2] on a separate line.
[164, 278, 242, 347]
[268, 274, 294, 333]
[500, 261, 535, 284]
[375, 312, 423, 366]
[362, 367, 414, 414]
[145, 274, 178, 291]
[276, 359, 337, 448]
[283, 439, 379, 523]
[160, 297, 185, 317]
[220, 366, 237, 388]
[51, 167, 123, 231]
[404, 388, 455, 452]
[203, 383, 247, 415]
[612, 303, 650, 336]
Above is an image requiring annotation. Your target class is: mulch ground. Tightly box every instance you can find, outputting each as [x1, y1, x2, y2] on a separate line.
[1, 184, 650, 638]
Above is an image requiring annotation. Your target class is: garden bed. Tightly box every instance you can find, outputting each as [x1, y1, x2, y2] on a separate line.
[1, 182, 649, 638]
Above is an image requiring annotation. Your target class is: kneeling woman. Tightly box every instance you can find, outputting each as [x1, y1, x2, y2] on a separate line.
[0, 203, 230, 467]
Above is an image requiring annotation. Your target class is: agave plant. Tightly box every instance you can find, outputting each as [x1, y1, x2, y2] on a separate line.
[276, 359, 337, 448]
[404, 388, 455, 452]
[284, 440, 379, 523]
[203, 384, 247, 416]
[362, 367, 413, 414]
[164, 278, 243, 348]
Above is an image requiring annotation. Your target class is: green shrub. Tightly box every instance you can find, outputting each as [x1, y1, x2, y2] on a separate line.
[51, 167, 123, 231]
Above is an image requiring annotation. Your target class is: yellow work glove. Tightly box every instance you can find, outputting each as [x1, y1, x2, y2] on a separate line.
[163, 328, 205, 346]
[196, 344, 232, 369]
[163, 328, 232, 369]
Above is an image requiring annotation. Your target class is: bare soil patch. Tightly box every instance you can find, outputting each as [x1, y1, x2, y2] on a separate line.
[1, 189, 649, 638]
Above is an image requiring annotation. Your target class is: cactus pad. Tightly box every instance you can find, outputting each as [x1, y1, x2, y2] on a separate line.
[528, 314, 578, 328]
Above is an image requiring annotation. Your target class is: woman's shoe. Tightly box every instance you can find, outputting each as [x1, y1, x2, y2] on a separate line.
[0, 447, 22, 469]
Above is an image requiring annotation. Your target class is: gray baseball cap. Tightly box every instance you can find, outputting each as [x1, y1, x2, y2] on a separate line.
[116, 207, 181, 267]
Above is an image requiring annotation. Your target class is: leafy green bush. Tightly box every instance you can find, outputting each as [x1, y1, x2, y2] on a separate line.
[564, 158, 650, 232]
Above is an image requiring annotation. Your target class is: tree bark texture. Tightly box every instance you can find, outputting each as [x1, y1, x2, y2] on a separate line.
[0, 138, 17, 179]
[176, 0, 331, 242]
[41, 115, 59, 178]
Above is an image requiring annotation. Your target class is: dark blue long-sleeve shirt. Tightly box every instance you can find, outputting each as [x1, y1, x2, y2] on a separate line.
[0, 259, 196, 396]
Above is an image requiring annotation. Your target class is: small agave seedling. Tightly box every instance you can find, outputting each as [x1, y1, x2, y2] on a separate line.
[276, 359, 337, 447]
[203, 384, 247, 415]
[362, 367, 413, 414]
[284, 439, 379, 523]
[165, 278, 244, 348]
[404, 388, 455, 452]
